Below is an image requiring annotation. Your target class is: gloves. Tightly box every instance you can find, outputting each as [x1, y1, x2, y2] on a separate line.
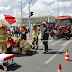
[41, 37, 43, 40]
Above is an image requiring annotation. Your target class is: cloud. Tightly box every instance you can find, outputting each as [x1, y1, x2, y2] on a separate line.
[13, 8, 21, 17]
[51, 1, 72, 8]
[30, 0, 54, 16]
[59, 9, 72, 16]
[0, 0, 18, 14]
[0, 5, 11, 12]
[37, 0, 56, 3]
[12, 0, 72, 18]
[37, 0, 72, 3]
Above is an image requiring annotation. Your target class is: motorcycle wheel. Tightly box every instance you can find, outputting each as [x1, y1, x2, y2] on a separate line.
[66, 36, 70, 40]
[53, 35, 58, 40]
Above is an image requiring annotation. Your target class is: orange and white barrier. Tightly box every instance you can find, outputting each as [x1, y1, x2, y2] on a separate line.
[57, 64, 62, 72]
[64, 49, 70, 62]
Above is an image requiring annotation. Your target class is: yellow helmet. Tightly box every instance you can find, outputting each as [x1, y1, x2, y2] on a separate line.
[8, 35, 11, 38]
[15, 39, 20, 43]
[42, 21, 46, 25]
[33, 23, 36, 26]
[23, 24, 26, 26]
[2, 24, 6, 27]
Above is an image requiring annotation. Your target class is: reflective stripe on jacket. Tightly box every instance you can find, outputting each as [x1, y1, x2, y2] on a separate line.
[0, 29, 7, 42]
[20, 40, 30, 48]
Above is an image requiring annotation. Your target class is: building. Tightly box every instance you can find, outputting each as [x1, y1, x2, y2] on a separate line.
[16, 15, 56, 26]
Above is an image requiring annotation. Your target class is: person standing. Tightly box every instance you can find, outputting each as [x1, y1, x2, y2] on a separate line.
[11, 27, 14, 36]
[7, 28, 11, 35]
[32, 23, 39, 50]
[0, 24, 8, 53]
[21, 24, 28, 40]
[41, 21, 49, 54]
[15, 27, 19, 37]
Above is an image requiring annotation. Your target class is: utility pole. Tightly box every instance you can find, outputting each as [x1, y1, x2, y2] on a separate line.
[19, 0, 22, 25]
[28, 0, 32, 38]
[58, 0, 59, 16]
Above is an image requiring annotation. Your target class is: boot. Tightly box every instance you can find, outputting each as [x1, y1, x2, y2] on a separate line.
[35, 46, 38, 50]
[32, 42, 35, 49]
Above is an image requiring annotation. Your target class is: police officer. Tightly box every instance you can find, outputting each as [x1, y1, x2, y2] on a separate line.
[41, 21, 49, 54]
[32, 23, 39, 50]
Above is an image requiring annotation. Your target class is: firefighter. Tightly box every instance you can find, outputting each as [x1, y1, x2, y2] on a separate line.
[7, 35, 14, 53]
[16, 38, 30, 54]
[41, 21, 49, 54]
[21, 24, 28, 40]
[0, 24, 8, 53]
[32, 23, 39, 50]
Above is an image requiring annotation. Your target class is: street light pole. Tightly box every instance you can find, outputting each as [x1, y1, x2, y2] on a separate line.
[19, 0, 22, 25]
[21, 0, 22, 25]
[58, 0, 59, 16]
[28, 0, 32, 38]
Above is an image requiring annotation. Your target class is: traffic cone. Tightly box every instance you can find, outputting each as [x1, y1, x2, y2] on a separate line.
[64, 49, 70, 62]
[57, 64, 62, 72]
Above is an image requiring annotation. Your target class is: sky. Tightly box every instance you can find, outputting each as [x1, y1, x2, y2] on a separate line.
[0, 0, 72, 18]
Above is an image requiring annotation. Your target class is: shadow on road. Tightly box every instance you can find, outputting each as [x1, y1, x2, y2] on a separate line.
[70, 60, 72, 61]
[8, 64, 21, 71]
[0, 64, 21, 71]
[38, 48, 53, 50]
[15, 50, 38, 57]
[47, 51, 65, 54]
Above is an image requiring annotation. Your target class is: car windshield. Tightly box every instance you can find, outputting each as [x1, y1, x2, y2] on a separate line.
[55, 18, 71, 25]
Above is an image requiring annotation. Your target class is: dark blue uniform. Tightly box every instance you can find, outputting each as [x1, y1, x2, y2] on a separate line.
[41, 27, 49, 53]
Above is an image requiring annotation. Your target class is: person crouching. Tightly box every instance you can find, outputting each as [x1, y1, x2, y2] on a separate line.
[7, 35, 14, 53]
[12, 40, 19, 53]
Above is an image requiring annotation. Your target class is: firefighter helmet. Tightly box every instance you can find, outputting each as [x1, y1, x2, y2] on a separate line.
[8, 35, 11, 38]
[15, 39, 20, 43]
[33, 23, 36, 26]
[23, 24, 26, 26]
[2, 24, 6, 28]
[42, 21, 46, 25]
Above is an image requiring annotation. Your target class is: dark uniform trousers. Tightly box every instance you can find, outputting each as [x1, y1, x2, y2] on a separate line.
[43, 41, 48, 52]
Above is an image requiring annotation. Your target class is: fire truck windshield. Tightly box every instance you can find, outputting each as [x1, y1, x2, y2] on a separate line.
[55, 18, 71, 25]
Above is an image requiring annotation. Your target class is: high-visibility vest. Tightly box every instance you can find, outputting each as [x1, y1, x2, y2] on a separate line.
[0, 29, 7, 42]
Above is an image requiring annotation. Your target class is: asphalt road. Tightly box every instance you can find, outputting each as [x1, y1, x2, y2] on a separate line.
[0, 37, 72, 72]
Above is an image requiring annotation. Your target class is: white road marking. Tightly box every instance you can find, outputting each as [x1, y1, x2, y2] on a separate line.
[45, 40, 72, 64]
[50, 40, 61, 45]
[61, 40, 72, 46]
[48, 39, 53, 42]
[39, 43, 43, 46]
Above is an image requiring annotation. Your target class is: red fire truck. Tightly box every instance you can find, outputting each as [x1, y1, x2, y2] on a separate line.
[55, 16, 72, 30]
[49, 16, 72, 40]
